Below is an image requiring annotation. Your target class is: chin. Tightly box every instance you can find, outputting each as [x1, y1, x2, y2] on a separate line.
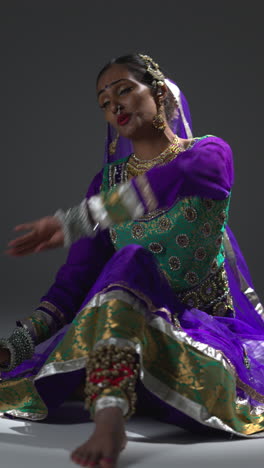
[118, 125, 138, 140]
[122, 123, 152, 141]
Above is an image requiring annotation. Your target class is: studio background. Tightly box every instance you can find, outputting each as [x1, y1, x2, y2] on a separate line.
[0, 1, 263, 332]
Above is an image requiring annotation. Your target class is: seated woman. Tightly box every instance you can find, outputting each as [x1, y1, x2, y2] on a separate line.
[4, 53, 264, 468]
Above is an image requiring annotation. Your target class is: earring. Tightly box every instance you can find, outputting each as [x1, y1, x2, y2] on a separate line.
[152, 97, 166, 131]
[109, 132, 119, 155]
[109, 105, 121, 155]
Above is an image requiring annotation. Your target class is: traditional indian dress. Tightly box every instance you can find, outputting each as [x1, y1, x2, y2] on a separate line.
[1, 80, 264, 438]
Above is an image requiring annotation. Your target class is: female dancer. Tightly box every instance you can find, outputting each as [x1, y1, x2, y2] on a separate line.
[4, 54, 264, 468]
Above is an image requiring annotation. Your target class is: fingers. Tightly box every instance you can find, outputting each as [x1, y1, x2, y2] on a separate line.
[14, 223, 35, 232]
[5, 240, 43, 257]
[34, 241, 55, 252]
[7, 231, 36, 248]
[6, 232, 64, 256]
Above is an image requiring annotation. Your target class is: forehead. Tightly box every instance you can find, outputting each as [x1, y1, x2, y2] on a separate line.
[97, 64, 138, 93]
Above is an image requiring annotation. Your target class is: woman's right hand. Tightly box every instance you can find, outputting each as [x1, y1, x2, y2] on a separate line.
[0, 348, 10, 366]
[6, 216, 65, 257]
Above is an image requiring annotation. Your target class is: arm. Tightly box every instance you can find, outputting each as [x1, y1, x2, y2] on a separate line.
[58, 137, 234, 240]
[23, 169, 115, 330]
[1, 170, 115, 371]
[7, 137, 233, 248]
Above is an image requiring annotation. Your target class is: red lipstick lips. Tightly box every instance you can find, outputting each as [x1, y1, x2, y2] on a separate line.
[117, 113, 131, 126]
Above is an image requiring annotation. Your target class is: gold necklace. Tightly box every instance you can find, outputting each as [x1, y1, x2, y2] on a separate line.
[127, 135, 184, 177]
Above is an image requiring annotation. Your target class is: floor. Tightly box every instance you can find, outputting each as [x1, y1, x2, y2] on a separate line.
[0, 401, 263, 468]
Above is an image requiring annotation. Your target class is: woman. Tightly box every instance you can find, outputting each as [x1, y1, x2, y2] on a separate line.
[4, 53, 264, 468]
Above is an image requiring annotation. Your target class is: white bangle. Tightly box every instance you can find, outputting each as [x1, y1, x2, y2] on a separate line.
[54, 199, 99, 247]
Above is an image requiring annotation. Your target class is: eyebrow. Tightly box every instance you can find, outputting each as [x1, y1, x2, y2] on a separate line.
[97, 79, 128, 98]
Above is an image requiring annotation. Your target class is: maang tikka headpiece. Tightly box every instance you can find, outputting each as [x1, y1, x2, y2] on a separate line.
[138, 53, 165, 88]
[139, 53, 166, 131]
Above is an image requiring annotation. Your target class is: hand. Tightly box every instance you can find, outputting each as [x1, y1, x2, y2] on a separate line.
[6, 216, 64, 256]
[0, 348, 10, 366]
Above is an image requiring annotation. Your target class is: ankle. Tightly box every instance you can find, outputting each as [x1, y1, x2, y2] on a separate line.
[95, 406, 124, 423]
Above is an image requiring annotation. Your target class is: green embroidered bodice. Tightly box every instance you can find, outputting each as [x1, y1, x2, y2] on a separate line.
[101, 154, 231, 295]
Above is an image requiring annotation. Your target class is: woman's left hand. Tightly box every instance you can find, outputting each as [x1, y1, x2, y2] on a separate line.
[6, 216, 64, 256]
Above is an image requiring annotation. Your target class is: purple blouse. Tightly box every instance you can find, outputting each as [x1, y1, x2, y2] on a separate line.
[20, 136, 234, 344]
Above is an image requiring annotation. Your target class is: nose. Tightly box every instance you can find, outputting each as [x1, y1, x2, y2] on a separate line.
[110, 102, 122, 114]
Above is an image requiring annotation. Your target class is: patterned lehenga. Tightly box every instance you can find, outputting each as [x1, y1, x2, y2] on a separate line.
[1, 133, 264, 437]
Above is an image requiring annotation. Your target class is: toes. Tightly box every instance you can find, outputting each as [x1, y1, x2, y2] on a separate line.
[86, 457, 100, 467]
[71, 449, 90, 466]
[100, 455, 116, 468]
[71, 447, 102, 467]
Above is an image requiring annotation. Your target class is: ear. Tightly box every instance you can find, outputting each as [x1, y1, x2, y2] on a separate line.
[154, 82, 168, 104]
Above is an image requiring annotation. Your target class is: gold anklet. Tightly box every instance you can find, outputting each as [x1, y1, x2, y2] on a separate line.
[85, 344, 139, 420]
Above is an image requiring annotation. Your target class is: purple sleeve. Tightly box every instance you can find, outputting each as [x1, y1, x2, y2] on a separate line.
[133, 136, 234, 210]
[40, 169, 115, 323]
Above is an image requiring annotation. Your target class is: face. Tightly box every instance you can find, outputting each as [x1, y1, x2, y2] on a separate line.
[97, 64, 159, 140]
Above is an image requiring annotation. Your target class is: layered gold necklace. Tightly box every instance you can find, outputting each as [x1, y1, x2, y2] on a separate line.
[127, 135, 184, 177]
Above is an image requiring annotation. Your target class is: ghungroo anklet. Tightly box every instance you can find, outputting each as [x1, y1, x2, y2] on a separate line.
[85, 344, 139, 420]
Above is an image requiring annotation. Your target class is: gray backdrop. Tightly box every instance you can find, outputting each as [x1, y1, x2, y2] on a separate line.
[1, 1, 263, 330]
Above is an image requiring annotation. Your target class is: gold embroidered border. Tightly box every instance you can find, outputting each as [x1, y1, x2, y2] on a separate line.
[223, 230, 264, 319]
[2, 289, 264, 434]
[0, 376, 47, 418]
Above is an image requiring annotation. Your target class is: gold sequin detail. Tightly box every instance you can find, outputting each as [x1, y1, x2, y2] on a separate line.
[195, 247, 207, 261]
[183, 207, 197, 222]
[203, 199, 215, 211]
[184, 271, 199, 285]
[110, 228, 117, 244]
[178, 266, 234, 317]
[131, 224, 145, 239]
[176, 234, 189, 248]
[137, 208, 166, 222]
[169, 256, 181, 271]
[158, 216, 172, 231]
[200, 279, 217, 302]
[212, 302, 228, 316]
[148, 242, 164, 254]
[200, 222, 212, 238]
[181, 291, 201, 309]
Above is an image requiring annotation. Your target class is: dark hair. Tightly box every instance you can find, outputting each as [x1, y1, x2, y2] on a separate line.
[96, 53, 177, 123]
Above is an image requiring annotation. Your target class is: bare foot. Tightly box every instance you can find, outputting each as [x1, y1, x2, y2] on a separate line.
[71, 407, 127, 467]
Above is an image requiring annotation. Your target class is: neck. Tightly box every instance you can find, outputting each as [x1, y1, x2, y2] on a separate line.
[131, 127, 176, 160]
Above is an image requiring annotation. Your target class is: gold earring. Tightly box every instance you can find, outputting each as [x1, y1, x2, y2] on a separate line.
[152, 97, 166, 131]
[109, 132, 119, 155]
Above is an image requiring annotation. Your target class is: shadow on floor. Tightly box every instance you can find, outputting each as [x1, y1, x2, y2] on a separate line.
[0, 401, 237, 453]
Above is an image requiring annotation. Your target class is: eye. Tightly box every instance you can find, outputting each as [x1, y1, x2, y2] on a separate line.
[118, 86, 133, 96]
[100, 100, 110, 110]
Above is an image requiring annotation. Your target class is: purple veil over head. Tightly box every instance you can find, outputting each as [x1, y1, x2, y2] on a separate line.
[103, 78, 193, 165]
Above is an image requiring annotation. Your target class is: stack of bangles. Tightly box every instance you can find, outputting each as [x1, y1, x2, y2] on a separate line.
[54, 181, 146, 247]
[0, 327, 35, 372]
[85, 344, 139, 420]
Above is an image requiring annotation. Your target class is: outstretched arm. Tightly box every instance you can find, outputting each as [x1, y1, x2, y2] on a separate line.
[2, 170, 115, 372]
[7, 137, 234, 255]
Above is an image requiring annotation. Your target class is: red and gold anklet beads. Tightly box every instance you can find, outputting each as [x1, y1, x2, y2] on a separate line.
[85, 344, 139, 420]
